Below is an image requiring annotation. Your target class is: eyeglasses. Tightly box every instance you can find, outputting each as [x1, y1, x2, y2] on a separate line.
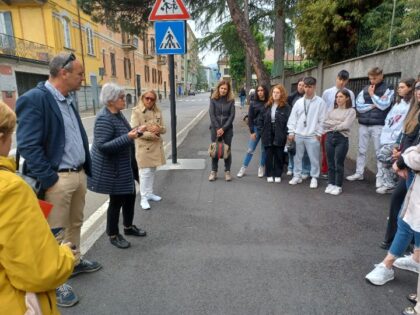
[144, 96, 156, 102]
[62, 53, 76, 69]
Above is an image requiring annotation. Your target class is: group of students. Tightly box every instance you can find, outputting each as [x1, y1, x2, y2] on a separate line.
[208, 71, 356, 195]
[207, 68, 420, 314]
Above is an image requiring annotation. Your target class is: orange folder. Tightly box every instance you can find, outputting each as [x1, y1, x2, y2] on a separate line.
[38, 200, 53, 218]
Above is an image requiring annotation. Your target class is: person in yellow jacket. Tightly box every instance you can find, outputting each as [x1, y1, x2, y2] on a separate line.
[0, 101, 75, 314]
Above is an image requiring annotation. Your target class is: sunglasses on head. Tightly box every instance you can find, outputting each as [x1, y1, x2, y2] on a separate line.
[144, 96, 155, 102]
[62, 53, 76, 69]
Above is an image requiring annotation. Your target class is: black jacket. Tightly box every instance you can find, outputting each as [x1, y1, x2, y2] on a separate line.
[261, 104, 291, 147]
[209, 96, 235, 132]
[248, 98, 266, 133]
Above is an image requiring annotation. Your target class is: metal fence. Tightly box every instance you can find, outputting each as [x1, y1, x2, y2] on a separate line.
[347, 72, 401, 96]
[0, 33, 54, 63]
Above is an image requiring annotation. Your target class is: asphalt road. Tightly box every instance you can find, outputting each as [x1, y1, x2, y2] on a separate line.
[61, 107, 415, 315]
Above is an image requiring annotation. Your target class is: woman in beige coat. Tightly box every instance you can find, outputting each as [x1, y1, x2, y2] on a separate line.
[131, 90, 166, 210]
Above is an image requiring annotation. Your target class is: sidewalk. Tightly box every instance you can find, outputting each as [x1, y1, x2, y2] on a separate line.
[62, 108, 415, 315]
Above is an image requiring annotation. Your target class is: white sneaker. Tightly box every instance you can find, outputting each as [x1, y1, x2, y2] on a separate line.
[237, 166, 246, 178]
[147, 194, 162, 202]
[286, 170, 293, 176]
[393, 255, 420, 274]
[365, 262, 394, 285]
[330, 186, 342, 195]
[258, 166, 265, 178]
[301, 174, 309, 180]
[289, 177, 302, 185]
[376, 177, 384, 188]
[346, 173, 364, 181]
[376, 186, 394, 194]
[325, 184, 335, 194]
[267, 177, 274, 183]
[274, 177, 281, 183]
[309, 178, 318, 189]
[140, 198, 151, 210]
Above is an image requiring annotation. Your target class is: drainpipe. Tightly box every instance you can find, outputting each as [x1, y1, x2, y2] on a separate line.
[76, 4, 90, 113]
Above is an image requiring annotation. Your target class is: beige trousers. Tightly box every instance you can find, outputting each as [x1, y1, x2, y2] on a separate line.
[45, 170, 87, 264]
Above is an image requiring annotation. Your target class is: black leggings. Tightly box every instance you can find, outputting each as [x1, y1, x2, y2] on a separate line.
[265, 145, 285, 177]
[107, 194, 136, 236]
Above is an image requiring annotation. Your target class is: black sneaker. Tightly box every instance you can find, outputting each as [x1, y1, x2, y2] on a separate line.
[320, 173, 329, 180]
[110, 234, 131, 249]
[56, 283, 79, 307]
[71, 258, 102, 277]
[124, 225, 147, 237]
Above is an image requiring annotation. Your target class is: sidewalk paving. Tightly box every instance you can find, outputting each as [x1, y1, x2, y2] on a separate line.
[62, 108, 415, 315]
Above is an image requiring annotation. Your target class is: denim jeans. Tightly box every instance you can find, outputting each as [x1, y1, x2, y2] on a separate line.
[326, 132, 349, 187]
[288, 150, 310, 175]
[242, 127, 266, 167]
[265, 145, 285, 177]
[240, 95, 246, 108]
[388, 172, 418, 257]
[389, 216, 420, 257]
[294, 135, 320, 178]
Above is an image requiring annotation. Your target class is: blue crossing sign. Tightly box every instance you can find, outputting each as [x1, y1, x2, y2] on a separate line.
[155, 21, 186, 55]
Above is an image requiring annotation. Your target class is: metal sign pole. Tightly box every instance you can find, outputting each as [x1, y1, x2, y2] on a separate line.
[168, 54, 177, 164]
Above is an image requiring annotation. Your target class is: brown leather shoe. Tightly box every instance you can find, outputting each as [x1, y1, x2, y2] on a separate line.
[209, 171, 217, 181]
[225, 171, 232, 181]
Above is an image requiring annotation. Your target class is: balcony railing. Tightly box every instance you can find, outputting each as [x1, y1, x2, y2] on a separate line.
[157, 55, 166, 65]
[0, 33, 54, 63]
[121, 33, 138, 50]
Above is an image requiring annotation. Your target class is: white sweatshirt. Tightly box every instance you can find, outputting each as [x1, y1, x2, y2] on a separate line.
[380, 99, 411, 145]
[287, 95, 327, 137]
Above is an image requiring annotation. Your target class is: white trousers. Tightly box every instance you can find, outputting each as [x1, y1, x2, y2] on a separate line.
[356, 124, 383, 177]
[140, 167, 156, 199]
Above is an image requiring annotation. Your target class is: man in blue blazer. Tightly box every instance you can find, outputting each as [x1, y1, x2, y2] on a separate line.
[16, 53, 101, 308]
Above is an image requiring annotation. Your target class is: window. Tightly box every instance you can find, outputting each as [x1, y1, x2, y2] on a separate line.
[223, 68, 230, 75]
[110, 52, 116, 77]
[86, 27, 94, 55]
[150, 37, 155, 54]
[152, 68, 157, 84]
[144, 65, 150, 82]
[0, 12, 14, 49]
[124, 58, 131, 80]
[158, 70, 162, 85]
[143, 33, 148, 55]
[62, 17, 71, 48]
[102, 49, 106, 75]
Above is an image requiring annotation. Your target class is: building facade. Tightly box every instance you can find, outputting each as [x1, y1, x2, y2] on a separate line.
[0, 1, 198, 110]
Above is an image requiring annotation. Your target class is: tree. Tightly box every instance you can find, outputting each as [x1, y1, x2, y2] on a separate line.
[78, 0, 154, 34]
[294, 0, 383, 63]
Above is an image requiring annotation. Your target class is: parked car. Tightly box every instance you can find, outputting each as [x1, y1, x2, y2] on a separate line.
[188, 90, 195, 96]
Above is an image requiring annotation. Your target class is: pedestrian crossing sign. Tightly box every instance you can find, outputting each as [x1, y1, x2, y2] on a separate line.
[155, 21, 186, 55]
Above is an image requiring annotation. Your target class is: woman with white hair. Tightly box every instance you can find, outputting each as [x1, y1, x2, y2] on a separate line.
[88, 83, 147, 249]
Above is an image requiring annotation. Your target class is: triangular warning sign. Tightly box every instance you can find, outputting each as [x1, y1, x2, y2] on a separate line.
[159, 27, 181, 49]
[149, 0, 191, 21]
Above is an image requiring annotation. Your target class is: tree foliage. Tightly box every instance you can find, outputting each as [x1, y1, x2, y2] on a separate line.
[358, 0, 420, 55]
[77, 0, 153, 34]
[294, 0, 383, 63]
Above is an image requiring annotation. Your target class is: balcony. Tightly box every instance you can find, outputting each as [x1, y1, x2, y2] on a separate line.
[157, 55, 166, 65]
[0, 33, 54, 64]
[2, 0, 46, 4]
[143, 49, 155, 60]
[121, 33, 138, 50]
